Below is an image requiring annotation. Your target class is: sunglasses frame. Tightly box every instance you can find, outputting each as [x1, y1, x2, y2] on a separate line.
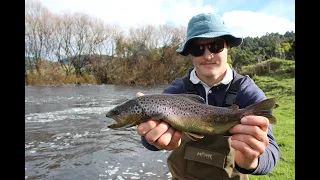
[187, 39, 226, 57]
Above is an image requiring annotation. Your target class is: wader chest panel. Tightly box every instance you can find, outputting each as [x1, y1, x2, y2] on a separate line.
[182, 72, 244, 107]
[184, 146, 226, 167]
[168, 134, 248, 180]
[168, 72, 248, 180]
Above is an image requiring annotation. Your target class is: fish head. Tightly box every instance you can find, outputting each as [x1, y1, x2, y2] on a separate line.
[106, 99, 146, 129]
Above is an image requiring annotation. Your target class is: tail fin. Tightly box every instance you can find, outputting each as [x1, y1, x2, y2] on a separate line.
[244, 98, 278, 124]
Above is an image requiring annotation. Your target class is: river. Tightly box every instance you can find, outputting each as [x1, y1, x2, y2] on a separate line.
[25, 84, 173, 180]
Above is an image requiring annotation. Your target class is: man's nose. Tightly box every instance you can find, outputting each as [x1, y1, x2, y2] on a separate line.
[203, 46, 213, 59]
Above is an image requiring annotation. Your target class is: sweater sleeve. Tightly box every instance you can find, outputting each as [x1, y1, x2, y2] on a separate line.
[141, 136, 161, 151]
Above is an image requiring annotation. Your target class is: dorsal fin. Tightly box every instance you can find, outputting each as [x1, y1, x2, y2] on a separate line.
[178, 94, 205, 104]
[224, 103, 239, 110]
[231, 104, 239, 110]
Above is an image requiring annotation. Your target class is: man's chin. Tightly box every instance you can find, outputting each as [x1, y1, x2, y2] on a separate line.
[202, 71, 217, 77]
[201, 67, 218, 74]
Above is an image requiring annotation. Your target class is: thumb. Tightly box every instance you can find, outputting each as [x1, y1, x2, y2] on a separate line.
[136, 92, 144, 97]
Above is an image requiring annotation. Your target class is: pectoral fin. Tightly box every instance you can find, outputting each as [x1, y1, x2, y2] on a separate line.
[184, 132, 204, 141]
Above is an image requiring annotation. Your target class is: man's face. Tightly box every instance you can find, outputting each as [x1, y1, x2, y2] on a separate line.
[189, 38, 229, 79]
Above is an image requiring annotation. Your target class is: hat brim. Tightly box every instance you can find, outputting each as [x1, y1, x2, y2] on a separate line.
[176, 32, 243, 56]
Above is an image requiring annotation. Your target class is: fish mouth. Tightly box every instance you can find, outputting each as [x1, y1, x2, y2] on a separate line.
[107, 119, 124, 129]
[106, 117, 138, 130]
[106, 112, 139, 129]
[106, 114, 124, 129]
[105, 111, 121, 128]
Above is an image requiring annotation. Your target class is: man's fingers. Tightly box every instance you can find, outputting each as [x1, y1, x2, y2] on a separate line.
[166, 130, 182, 150]
[240, 116, 270, 132]
[144, 122, 170, 144]
[231, 134, 267, 153]
[229, 124, 267, 142]
[230, 138, 261, 160]
[157, 127, 175, 147]
[137, 120, 160, 136]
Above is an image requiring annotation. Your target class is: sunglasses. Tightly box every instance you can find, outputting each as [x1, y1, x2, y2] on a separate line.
[187, 39, 225, 57]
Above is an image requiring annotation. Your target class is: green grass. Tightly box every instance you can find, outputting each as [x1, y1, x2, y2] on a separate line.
[248, 75, 295, 180]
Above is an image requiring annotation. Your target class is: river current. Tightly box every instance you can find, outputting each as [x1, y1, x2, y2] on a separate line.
[25, 84, 173, 180]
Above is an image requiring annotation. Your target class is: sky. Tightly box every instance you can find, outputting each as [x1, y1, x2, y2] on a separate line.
[36, 0, 295, 38]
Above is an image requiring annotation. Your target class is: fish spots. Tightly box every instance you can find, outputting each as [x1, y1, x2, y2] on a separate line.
[134, 106, 139, 111]
[108, 94, 278, 133]
[132, 105, 142, 115]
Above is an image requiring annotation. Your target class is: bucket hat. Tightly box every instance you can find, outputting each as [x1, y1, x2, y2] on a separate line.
[176, 13, 243, 56]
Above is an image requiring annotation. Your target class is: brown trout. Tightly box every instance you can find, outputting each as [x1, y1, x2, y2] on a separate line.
[106, 94, 277, 138]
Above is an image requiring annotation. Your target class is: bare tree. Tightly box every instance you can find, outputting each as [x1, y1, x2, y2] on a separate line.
[86, 18, 114, 83]
[87, 18, 112, 61]
[156, 24, 175, 62]
[171, 25, 186, 47]
[25, 0, 53, 75]
[70, 12, 92, 77]
[128, 25, 155, 63]
[112, 28, 129, 58]
[58, 13, 75, 76]
[153, 24, 186, 62]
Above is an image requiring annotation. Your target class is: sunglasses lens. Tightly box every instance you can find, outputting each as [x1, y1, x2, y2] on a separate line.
[189, 44, 205, 56]
[188, 40, 225, 56]
[208, 40, 224, 53]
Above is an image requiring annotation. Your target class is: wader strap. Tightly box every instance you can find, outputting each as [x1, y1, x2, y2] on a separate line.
[182, 72, 244, 106]
[224, 73, 243, 107]
[182, 74, 198, 95]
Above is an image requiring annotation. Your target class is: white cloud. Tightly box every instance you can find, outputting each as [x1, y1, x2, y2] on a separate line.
[37, 0, 294, 38]
[223, 10, 295, 38]
[38, 0, 212, 28]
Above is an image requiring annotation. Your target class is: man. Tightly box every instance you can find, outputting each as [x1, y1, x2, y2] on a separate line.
[136, 12, 280, 180]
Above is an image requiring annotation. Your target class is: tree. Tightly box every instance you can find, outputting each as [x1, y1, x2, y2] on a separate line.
[25, 0, 53, 75]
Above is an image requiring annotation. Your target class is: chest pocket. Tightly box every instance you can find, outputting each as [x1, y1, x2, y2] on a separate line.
[185, 135, 235, 180]
[184, 145, 227, 168]
[168, 134, 248, 180]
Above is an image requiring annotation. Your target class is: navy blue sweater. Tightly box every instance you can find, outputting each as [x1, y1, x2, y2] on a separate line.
[141, 68, 280, 175]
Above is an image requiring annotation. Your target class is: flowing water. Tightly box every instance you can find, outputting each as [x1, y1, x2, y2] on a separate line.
[25, 84, 173, 180]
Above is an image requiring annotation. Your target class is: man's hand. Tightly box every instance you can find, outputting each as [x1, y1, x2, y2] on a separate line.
[228, 115, 270, 170]
[136, 92, 182, 150]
